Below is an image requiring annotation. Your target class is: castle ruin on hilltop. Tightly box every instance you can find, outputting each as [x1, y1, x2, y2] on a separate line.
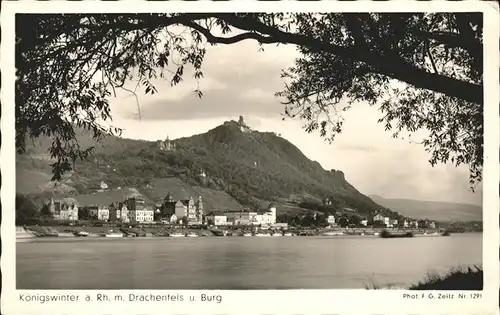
[157, 136, 176, 151]
[238, 116, 251, 133]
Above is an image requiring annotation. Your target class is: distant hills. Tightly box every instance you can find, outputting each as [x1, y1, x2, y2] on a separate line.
[369, 195, 482, 222]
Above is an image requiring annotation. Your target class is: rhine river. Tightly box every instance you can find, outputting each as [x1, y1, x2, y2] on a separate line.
[16, 233, 482, 289]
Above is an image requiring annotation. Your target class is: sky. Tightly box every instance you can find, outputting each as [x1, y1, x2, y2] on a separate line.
[105, 38, 482, 206]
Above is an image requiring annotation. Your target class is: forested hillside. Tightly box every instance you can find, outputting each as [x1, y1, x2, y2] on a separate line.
[17, 120, 392, 217]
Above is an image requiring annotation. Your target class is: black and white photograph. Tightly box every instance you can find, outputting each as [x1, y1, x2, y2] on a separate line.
[2, 1, 499, 314]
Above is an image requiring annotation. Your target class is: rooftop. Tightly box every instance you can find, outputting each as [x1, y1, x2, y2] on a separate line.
[207, 211, 227, 216]
[72, 189, 152, 207]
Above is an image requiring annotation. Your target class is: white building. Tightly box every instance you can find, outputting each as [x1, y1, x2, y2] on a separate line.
[253, 204, 277, 226]
[327, 215, 336, 225]
[127, 208, 154, 223]
[403, 220, 409, 228]
[254, 210, 276, 226]
[60, 207, 79, 221]
[125, 197, 154, 223]
[264, 204, 277, 225]
[384, 217, 392, 227]
[206, 213, 228, 226]
[86, 206, 109, 221]
[223, 204, 276, 226]
[48, 198, 79, 221]
[360, 218, 368, 227]
[373, 213, 385, 223]
[174, 197, 203, 224]
[213, 215, 227, 226]
[110, 202, 129, 223]
[225, 210, 258, 225]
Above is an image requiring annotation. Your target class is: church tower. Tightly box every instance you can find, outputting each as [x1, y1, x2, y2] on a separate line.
[164, 192, 174, 203]
[196, 196, 204, 223]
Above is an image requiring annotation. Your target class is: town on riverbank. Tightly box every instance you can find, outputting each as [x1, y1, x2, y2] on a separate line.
[16, 186, 482, 240]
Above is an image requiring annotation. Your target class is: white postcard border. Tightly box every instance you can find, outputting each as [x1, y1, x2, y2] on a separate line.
[1, 1, 499, 315]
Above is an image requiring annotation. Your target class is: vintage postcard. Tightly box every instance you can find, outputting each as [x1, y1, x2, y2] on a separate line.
[1, 1, 499, 314]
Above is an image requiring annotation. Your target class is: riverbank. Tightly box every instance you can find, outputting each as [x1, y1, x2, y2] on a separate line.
[16, 226, 213, 238]
[16, 225, 472, 240]
[366, 265, 483, 290]
[410, 265, 482, 290]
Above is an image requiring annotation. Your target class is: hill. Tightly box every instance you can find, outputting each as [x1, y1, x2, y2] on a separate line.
[369, 195, 482, 222]
[16, 119, 395, 218]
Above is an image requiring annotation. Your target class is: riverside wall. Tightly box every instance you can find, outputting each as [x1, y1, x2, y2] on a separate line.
[16, 224, 449, 239]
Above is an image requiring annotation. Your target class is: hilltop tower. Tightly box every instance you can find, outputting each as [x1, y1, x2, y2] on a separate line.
[165, 136, 172, 151]
[157, 136, 176, 151]
[236, 115, 251, 133]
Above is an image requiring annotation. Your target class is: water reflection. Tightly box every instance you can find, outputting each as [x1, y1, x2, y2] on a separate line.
[17, 234, 482, 290]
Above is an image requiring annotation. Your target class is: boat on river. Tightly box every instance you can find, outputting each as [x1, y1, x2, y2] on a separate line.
[186, 232, 199, 237]
[209, 229, 227, 236]
[255, 232, 271, 237]
[380, 230, 413, 238]
[105, 230, 124, 238]
[415, 232, 441, 237]
[243, 232, 253, 237]
[75, 231, 90, 237]
[321, 231, 345, 236]
[170, 232, 185, 238]
[283, 232, 294, 236]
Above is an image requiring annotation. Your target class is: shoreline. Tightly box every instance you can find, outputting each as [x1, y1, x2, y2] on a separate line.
[16, 225, 481, 242]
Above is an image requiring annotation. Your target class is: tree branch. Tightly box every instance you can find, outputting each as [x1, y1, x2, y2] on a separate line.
[182, 21, 278, 45]
[418, 30, 482, 59]
[426, 41, 439, 74]
[22, 13, 484, 105]
[211, 14, 483, 105]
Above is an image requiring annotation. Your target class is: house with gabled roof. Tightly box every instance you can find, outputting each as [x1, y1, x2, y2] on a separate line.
[174, 196, 204, 223]
[109, 201, 129, 223]
[48, 197, 79, 221]
[73, 189, 152, 223]
[205, 211, 227, 226]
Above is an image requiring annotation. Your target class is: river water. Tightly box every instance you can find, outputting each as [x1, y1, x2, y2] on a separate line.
[16, 233, 482, 289]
